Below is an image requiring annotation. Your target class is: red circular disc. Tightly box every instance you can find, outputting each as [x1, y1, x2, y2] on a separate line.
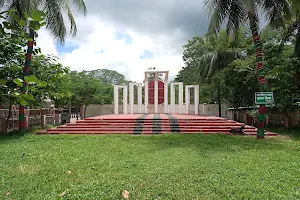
[148, 80, 164, 104]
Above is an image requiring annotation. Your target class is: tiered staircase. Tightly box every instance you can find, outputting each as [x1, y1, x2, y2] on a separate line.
[37, 114, 277, 136]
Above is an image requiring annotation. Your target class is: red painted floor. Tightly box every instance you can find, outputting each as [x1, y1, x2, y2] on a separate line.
[37, 114, 277, 136]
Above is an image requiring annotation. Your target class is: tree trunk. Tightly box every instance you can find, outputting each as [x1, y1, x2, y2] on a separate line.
[69, 100, 72, 121]
[19, 31, 34, 136]
[84, 104, 88, 118]
[6, 98, 12, 131]
[233, 109, 237, 121]
[248, 10, 267, 140]
[76, 106, 79, 120]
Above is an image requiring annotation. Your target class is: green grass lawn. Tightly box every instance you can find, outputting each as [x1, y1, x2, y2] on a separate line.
[1, 131, 300, 199]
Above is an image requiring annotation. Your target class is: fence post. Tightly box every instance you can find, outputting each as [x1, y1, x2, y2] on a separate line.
[41, 115, 46, 129]
[80, 104, 84, 119]
[284, 115, 289, 128]
[55, 114, 60, 125]
[0, 118, 7, 134]
[24, 116, 29, 130]
[66, 113, 71, 123]
[265, 115, 269, 127]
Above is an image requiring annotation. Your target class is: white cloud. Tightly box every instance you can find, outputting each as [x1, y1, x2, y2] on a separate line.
[36, 29, 58, 55]
[36, 15, 184, 83]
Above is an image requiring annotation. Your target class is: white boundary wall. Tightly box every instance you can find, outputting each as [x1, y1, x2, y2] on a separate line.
[85, 104, 228, 118]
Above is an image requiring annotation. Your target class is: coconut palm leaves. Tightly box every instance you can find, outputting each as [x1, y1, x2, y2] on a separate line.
[204, 0, 292, 139]
[204, 0, 248, 38]
[204, 0, 292, 36]
[198, 50, 239, 79]
[0, 0, 87, 43]
[196, 31, 242, 80]
[288, 0, 300, 56]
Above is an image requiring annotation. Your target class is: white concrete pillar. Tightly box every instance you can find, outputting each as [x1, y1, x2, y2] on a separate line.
[195, 85, 199, 115]
[179, 83, 183, 114]
[114, 85, 119, 114]
[185, 87, 190, 115]
[138, 83, 142, 113]
[129, 83, 134, 114]
[144, 73, 148, 113]
[164, 80, 168, 113]
[154, 73, 158, 113]
[123, 86, 128, 114]
[170, 83, 175, 113]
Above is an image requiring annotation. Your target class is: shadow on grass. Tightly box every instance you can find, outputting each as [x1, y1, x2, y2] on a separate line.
[268, 127, 300, 140]
[1, 131, 294, 155]
[0, 126, 52, 142]
[116, 133, 289, 154]
[0, 130, 24, 141]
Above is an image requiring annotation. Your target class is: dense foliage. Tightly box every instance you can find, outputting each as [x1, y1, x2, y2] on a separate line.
[55, 70, 120, 109]
[176, 28, 300, 116]
[0, 11, 125, 112]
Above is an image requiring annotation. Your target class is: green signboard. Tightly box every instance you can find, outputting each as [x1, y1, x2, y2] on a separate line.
[255, 92, 274, 105]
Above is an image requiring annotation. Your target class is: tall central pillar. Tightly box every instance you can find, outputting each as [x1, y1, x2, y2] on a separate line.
[154, 73, 158, 113]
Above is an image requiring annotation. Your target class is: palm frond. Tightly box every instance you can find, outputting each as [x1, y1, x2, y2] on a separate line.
[226, 0, 247, 38]
[42, 0, 66, 44]
[197, 50, 239, 79]
[208, 52, 218, 77]
[294, 31, 300, 57]
[290, 0, 300, 17]
[204, 0, 232, 34]
[71, 0, 87, 16]
[1, 0, 87, 43]
[61, 0, 77, 37]
[257, 0, 292, 28]
[0, 0, 14, 11]
[0, 0, 7, 10]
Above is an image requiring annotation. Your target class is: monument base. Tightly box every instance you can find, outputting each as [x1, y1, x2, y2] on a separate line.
[37, 114, 277, 136]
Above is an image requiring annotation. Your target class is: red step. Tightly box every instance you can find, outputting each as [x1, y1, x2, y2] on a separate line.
[68, 122, 243, 126]
[37, 114, 277, 136]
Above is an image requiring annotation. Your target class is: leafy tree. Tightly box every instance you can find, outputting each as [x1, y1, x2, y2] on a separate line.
[178, 30, 250, 116]
[204, 0, 292, 139]
[0, 9, 47, 134]
[0, 0, 87, 43]
[58, 71, 114, 117]
[263, 34, 300, 123]
[84, 69, 127, 85]
[1, 0, 87, 134]
[215, 58, 259, 120]
[0, 54, 68, 106]
[279, 0, 300, 57]
[29, 54, 70, 107]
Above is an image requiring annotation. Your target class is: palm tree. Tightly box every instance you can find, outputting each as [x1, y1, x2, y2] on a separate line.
[280, 0, 300, 56]
[0, 0, 87, 43]
[197, 32, 241, 117]
[0, 0, 87, 135]
[204, 0, 292, 139]
[197, 33, 241, 79]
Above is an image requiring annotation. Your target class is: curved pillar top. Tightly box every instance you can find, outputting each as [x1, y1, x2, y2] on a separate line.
[145, 69, 169, 82]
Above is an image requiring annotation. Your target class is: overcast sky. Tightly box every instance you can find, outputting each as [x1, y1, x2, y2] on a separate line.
[37, 0, 209, 83]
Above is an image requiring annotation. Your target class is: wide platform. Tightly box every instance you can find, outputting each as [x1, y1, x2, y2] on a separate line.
[37, 114, 277, 136]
